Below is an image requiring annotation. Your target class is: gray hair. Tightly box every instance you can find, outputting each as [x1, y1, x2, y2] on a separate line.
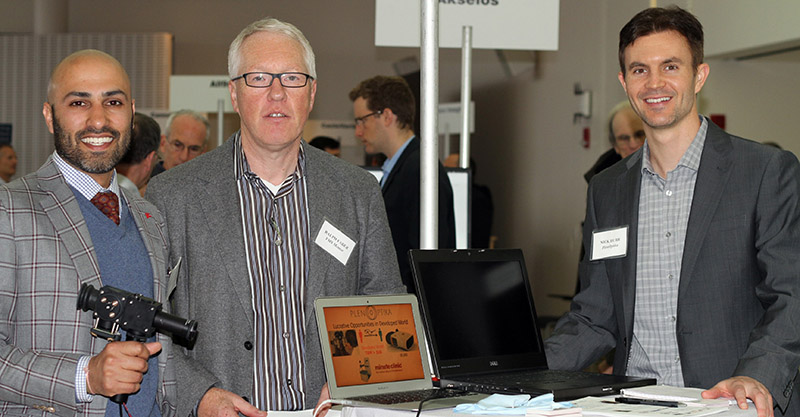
[607, 101, 634, 145]
[165, 109, 211, 143]
[227, 17, 317, 80]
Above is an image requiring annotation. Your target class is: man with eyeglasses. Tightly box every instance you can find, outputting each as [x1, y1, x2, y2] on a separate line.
[150, 109, 209, 177]
[584, 102, 646, 184]
[146, 17, 404, 417]
[349, 75, 456, 293]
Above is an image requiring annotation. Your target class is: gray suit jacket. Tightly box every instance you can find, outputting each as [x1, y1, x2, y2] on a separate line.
[0, 158, 176, 417]
[546, 120, 800, 416]
[146, 136, 405, 415]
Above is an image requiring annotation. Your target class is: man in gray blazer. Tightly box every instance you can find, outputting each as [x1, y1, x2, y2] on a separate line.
[545, 7, 800, 417]
[146, 17, 404, 417]
[0, 50, 176, 417]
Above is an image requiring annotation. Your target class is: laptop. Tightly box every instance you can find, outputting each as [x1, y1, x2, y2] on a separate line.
[314, 294, 487, 411]
[409, 248, 655, 401]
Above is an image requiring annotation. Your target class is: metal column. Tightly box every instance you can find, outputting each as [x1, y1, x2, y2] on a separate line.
[459, 26, 472, 169]
[420, 0, 440, 249]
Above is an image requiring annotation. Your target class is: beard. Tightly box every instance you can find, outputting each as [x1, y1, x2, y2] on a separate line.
[52, 107, 132, 174]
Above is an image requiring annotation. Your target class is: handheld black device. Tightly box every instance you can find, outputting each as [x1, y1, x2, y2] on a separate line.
[77, 283, 199, 404]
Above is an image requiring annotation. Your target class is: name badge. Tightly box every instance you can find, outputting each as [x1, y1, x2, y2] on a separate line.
[314, 220, 356, 265]
[590, 226, 628, 261]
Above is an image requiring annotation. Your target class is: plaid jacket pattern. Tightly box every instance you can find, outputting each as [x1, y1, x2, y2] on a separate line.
[0, 158, 177, 417]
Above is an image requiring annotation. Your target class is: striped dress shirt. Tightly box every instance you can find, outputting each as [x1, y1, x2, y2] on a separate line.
[233, 134, 311, 411]
[628, 117, 708, 386]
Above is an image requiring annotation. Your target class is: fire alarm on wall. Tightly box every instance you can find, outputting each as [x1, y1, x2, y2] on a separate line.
[709, 114, 726, 130]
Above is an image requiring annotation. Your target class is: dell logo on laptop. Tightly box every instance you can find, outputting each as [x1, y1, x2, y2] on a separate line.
[489, 360, 499, 367]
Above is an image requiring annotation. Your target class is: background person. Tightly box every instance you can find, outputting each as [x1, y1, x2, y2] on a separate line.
[151, 109, 209, 177]
[116, 112, 161, 196]
[0, 143, 17, 184]
[349, 75, 456, 292]
[308, 135, 341, 157]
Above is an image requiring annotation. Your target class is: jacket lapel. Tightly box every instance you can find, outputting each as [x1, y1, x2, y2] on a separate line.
[616, 154, 642, 339]
[125, 190, 168, 304]
[678, 122, 733, 299]
[35, 158, 103, 288]
[196, 140, 255, 328]
[381, 137, 417, 193]
[304, 142, 337, 326]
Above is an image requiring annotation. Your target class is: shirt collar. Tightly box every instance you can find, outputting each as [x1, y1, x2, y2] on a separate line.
[233, 132, 306, 191]
[641, 116, 708, 176]
[51, 151, 120, 200]
[381, 135, 414, 184]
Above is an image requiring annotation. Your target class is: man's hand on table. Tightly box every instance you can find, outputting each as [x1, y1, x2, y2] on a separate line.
[702, 376, 774, 417]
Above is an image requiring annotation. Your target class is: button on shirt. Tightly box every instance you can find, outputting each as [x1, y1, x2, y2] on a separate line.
[628, 117, 708, 386]
[234, 134, 310, 411]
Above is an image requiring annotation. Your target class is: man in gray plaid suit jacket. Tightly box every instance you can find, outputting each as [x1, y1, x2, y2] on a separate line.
[0, 50, 176, 417]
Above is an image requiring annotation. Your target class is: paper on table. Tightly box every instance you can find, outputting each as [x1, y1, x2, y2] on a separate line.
[527, 408, 583, 417]
[571, 397, 727, 417]
[620, 385, 731, 408]
[620, 386, 704, 402]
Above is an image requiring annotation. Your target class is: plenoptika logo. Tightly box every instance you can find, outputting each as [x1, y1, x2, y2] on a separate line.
[349, 305, 394, 321]
[440, 0, 499, 5]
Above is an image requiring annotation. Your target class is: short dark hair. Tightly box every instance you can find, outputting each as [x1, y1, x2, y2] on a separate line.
[120, 113, 160, 164]
[309, 136, 340, 150]
[0, 143, 12, 152]
[349, 76, 415, 130]
[618, 6, 704, 75]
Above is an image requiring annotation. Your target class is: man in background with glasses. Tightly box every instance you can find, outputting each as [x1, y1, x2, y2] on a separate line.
[349, 75, 456, 293]
[146, 17, 404, 417]
[150, 109, 209, 177]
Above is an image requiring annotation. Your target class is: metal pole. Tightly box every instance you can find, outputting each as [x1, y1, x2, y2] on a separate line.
[420, 0, 439, 249]
[459, 26, 472, 169]
[217, 99, 225, 147]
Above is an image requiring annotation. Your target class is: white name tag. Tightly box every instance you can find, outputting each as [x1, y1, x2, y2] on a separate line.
[314, 220, 356, 265]
[590, 226, 628, 261]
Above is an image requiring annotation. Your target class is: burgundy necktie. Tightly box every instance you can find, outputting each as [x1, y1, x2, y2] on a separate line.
[91, 191, 120, 225]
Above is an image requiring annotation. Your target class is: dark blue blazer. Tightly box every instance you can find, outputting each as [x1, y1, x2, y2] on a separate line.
[382, 137, 456, 292]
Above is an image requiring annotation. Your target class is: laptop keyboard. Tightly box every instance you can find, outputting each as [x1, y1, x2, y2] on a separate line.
[349, 388, 471, 404]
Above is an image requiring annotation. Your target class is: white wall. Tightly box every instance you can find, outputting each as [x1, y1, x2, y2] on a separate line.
[3, 0, 800, 318]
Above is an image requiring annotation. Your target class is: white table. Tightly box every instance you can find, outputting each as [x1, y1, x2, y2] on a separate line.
[340, 401, 759, 417]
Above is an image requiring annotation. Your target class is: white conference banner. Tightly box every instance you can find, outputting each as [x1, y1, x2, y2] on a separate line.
[375, 0, 559, 50]
[170, 75, 233, 112]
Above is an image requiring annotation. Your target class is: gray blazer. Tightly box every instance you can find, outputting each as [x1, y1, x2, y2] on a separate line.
[0, 158, 176, 417]
[545, 120, 800, 416]
[146, 136, 405, 415]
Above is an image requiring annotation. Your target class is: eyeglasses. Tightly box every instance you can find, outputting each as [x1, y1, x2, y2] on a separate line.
[169, 139, 204, 156]
[231, 72, 313, 88]
[354, 110, 383, 127]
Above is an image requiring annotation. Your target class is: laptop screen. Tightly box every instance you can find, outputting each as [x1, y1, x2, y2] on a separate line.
[320, 302, 426, 388]
[410, 249, 547, 376]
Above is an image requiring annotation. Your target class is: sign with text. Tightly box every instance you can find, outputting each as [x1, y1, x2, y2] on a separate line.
[375, 0, 559, 50]
[170, 75, 233, 112]
[323, 303, 424, 387]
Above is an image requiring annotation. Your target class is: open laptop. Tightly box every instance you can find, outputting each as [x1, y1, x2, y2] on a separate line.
[314, 294, 486, 411]
[409, 248, 655, 401]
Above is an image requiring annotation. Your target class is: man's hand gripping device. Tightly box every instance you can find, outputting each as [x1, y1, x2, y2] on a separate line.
[77, 283, 199, 404]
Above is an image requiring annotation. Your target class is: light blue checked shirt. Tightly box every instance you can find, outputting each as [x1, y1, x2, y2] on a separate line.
[628, 117, 708, 386]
